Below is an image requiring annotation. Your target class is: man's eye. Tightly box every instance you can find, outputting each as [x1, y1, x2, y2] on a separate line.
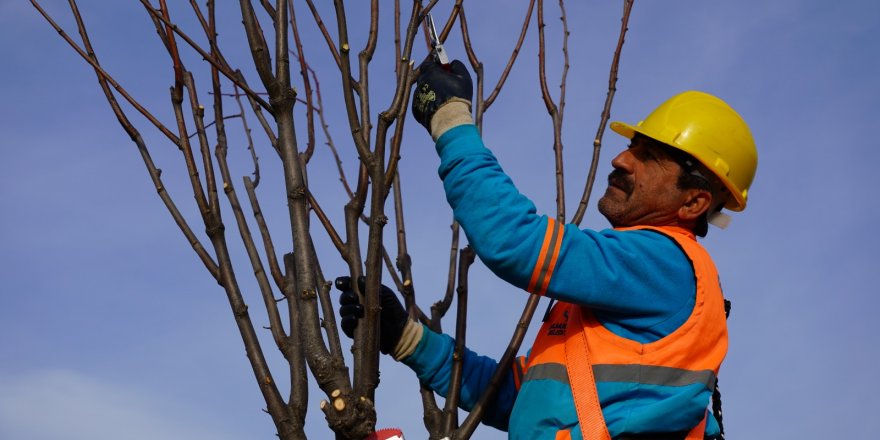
[633, 148, 655, 161]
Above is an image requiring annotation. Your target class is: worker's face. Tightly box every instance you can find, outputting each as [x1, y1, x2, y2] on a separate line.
[598, 136, 690, 228]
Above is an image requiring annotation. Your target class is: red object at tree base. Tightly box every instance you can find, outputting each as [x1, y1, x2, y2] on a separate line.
[365, 428, 404, 440]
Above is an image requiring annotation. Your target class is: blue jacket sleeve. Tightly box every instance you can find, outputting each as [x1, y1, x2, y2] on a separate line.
[402, 325, 519, 431]
[436, 125, 695, 340]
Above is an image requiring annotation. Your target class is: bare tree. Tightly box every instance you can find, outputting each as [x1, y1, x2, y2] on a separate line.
[32, 1, 634, 438]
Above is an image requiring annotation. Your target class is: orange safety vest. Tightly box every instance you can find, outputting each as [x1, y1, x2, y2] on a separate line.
[525, 226, 728, 439]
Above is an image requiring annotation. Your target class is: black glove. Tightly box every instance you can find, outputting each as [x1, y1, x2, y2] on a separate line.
[335, 276, 408, 355]
[411, 59, 473, 131]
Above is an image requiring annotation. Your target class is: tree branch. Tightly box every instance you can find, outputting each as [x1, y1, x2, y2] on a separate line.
[288, 2, 317, 162]
[442, 246, 475, 434]
[430, 221, 460, 332]
[141, 0, 273, 112]
[39, 0, 220, 279]
[484, 0, 536, 111]
[34, 1, 182, 146]
[536, 0, 567, 221]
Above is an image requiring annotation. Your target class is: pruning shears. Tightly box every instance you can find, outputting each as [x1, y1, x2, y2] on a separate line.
[426, 14, 450, 65]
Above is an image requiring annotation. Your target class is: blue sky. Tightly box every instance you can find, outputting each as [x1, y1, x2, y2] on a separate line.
[2, 1, 878, 439]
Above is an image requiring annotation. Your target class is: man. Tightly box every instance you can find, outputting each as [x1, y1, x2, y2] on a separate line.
[337, 59, 757, 439]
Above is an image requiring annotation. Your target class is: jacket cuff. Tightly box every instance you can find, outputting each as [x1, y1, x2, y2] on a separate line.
[392, 319, 424, 361]
[430, 99, 474, 141]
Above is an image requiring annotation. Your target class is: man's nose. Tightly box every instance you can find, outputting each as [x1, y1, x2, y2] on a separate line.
[610, 149, 635, 173]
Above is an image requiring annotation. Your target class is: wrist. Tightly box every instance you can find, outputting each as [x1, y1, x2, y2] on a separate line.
[391, 319, 423, 361]
[430, 99, 474, 140]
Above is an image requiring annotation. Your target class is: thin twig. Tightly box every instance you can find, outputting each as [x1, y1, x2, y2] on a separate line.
[211, 86, 288, 354]
[537, 0, 567, 222]
[303, 0, 342, 69]
[390, 171, 431, 325]
[245, 177, 284, 291]
[457, 6, 480, 77]
[235, 70, 279, 156]
[308, 192, 346, 255]
[430, 221, 460, 332]
[572, 0, 634, 226]
[483, 0, 536, 111]
[232, 85, 261, 186]
[140, 0, 272, 111]
[304, 62, 354, 199]
[41, 0, 222, 279]
[357, 0, 379, 147]
[33, 1, 182, 146]
[380, 1, 421, 187]
[456, 8, 486, 128]
[289, 2, 317, 162]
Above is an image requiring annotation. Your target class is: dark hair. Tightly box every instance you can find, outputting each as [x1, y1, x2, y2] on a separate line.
[677, 171, 712, 237]
[675, 159, 730, 237]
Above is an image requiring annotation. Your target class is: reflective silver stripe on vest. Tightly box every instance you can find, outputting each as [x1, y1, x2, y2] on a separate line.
[523, 362, 568, 383]
[523, 362, 716, 390]
[593, 364, 716, 389]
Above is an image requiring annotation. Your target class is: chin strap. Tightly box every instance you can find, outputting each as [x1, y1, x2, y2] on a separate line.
[708, 211, 732, 229]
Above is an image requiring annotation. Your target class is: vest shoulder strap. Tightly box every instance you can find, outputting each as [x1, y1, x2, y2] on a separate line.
[564, 304, 612, 440]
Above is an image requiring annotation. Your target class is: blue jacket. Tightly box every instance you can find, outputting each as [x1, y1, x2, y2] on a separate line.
[402, 124, 720, 438]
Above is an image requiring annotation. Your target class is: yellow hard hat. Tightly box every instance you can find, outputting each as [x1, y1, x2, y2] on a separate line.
[610, 91, 757, 211]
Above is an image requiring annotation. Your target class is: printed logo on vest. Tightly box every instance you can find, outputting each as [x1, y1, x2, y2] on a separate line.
[547, 309, 569, 336]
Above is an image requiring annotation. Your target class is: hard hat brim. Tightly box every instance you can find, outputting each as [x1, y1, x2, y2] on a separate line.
[610, 121, 638, 140]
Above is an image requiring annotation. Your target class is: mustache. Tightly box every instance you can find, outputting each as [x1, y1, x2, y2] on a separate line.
[607, 169, 634, 194]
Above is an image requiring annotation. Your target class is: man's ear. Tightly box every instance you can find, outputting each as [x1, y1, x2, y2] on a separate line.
[678, 189, 713, 221]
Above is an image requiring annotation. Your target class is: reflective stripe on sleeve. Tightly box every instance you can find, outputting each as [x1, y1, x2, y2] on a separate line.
[527, 218, 564, 296]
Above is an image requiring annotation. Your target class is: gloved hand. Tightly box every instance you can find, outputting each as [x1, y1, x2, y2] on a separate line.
[411, 59, 473, 131]
[335, 276, 408, 355]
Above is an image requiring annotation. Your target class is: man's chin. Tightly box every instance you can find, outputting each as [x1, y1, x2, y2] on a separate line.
[598, 190, 623, 209]
[597, 197, 615, 223]
[598, 197, 629, 228]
